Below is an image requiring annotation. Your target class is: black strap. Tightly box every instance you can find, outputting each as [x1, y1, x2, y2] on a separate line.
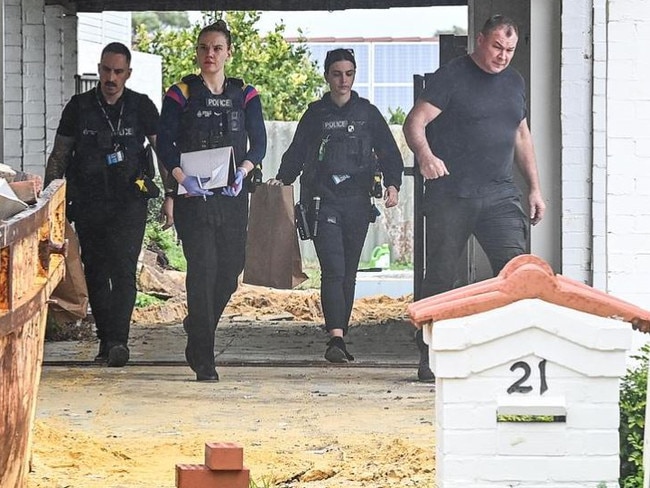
[95, 86, 124, 137]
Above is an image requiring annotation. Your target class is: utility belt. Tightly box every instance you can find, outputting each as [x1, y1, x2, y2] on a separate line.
[295, 164, 384, 240]
[294, 193, 381, 241]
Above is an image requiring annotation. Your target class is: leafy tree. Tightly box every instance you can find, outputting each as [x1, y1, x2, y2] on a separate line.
[132, 11, 190, 33]
[133, 11, 324, 121]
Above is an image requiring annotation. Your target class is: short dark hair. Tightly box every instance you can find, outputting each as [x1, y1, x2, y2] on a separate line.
[198, 19, 232, 48]
[480, 14, 519, 38]
[324, 48, 356, 74]
[101, 42, 131, 65]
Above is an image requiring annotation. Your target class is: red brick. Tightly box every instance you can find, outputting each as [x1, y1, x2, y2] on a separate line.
[204, 441, 244, 470]
[176, 464, 249, 488]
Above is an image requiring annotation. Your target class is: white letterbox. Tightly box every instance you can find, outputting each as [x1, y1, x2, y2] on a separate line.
[409, 255, 650, 488]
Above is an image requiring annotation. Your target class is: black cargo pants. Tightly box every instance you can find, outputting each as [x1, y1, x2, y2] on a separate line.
[313, 194, 372, 335]
[173, 193, 248, 371]
[74, 198, 148, 348]
[421, 189, 528, 298]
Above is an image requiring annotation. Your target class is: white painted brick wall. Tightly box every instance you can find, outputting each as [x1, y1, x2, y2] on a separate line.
[606, 0, 650, 307]
[21, 0, 46, 175]
[44, 5, 68, 158]
[2, 0, 22, 167]
[592, 0, 609, 290]
[2, 0, 47, 174]
[560, 0, 593, 285]
[496, 424, 568, 456]
[431, 300, 631, 487]
[443, 455, 619, 482]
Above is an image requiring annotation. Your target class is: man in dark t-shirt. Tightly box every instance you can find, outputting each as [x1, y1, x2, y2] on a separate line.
[403, 15, 546, 381]
[44, 42, 160, 368]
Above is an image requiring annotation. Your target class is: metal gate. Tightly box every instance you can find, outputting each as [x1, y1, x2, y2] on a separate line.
[74, 73, 99, 95]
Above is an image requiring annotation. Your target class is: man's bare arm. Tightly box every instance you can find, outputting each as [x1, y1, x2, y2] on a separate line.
[514, 118, 546, 225]
[44, 134, 75, 187]
[402, 100, 448, 180]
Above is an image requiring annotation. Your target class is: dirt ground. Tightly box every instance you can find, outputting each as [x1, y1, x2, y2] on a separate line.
[28, 366, 436, 488]
[28, 286, 437, 488]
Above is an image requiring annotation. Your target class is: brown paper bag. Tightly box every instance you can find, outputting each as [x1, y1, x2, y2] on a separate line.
[243, 184, 308, 289]
[49, 220, 89, 322]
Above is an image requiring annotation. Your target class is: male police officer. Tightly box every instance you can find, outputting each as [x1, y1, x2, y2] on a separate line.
[45, 42, 160, 367]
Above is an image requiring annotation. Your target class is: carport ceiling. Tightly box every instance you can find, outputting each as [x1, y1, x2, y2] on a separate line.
[49, 0, 467, 12]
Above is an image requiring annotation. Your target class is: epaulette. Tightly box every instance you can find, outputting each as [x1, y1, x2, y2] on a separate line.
[173, 81, 191, 100]
[181, 74, 201, 85]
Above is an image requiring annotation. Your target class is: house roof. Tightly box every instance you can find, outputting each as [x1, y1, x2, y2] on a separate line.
[48, 0, 467, 13]
[408, 254, 650, 333]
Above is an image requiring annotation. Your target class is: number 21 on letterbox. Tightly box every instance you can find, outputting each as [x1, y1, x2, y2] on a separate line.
[507, 358, 548, 395]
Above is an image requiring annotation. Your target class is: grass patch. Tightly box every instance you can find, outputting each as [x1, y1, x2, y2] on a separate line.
[135, 291, 164, 308]
[144, 221, 186, 271]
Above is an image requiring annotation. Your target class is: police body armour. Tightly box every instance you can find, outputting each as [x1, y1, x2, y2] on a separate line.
[178, 75, 247, 163]
[69, 88, 146, 201]
[317, 99, 372, 177]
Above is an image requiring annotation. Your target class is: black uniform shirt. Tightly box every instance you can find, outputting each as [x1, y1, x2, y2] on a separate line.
[57, 86, 159, 139]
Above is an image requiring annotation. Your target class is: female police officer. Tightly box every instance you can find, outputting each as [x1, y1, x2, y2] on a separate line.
[157, 20, 267, 381]
[269, 48, 403, 363]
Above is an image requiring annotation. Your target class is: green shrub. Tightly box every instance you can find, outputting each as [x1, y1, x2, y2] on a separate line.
[134, 292, 164, 308]
[294, 265, 321, 290]
[144, 220, 187, 272]
[387, 106, 406, 125]
[620, 343, 648, 487]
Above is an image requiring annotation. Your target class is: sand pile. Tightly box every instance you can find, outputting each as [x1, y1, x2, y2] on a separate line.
[132, 283, 412, 325]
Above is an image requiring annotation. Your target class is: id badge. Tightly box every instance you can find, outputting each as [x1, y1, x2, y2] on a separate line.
[106, 149, 125, 166]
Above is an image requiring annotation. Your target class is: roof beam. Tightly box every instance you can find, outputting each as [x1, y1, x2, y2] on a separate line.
[47, 0, 467, 13]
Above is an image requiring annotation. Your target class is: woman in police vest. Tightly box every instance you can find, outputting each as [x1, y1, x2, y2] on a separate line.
[270, 48, 404, 363]
[157, 20, 267, 381]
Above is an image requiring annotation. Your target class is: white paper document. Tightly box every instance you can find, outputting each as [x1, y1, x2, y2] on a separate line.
[178, 146, 235, 195]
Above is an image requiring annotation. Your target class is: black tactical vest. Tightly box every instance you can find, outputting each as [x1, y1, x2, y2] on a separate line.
[178, 75, 247, 164]
[314, 96, 373, 178]
[68, 88, 146, 202]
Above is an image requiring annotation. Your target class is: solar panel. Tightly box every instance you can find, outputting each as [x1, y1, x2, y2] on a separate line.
[303, 41, 440, 118]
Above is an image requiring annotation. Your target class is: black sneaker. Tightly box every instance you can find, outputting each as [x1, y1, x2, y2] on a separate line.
[195, 366, 219, 382]
[107, 344, 129, 368]
[415, 329, 435, 382]
[185, 344, 196, 372]
[325, 337, 354, 363]
[417, 364, 435, 382]
[94, 340, 108, 363]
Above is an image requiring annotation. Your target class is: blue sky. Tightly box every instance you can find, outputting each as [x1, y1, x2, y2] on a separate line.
[189, 7, 468, 39]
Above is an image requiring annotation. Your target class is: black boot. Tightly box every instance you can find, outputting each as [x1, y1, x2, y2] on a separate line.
[415, 329, 435, 382]
[107, 343, 130, 368]
[94, 340, 108, 363]
[325, 336, 355, 363]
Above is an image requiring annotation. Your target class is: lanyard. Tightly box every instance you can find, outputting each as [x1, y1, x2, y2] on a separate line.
[95, 86, 124, 136]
